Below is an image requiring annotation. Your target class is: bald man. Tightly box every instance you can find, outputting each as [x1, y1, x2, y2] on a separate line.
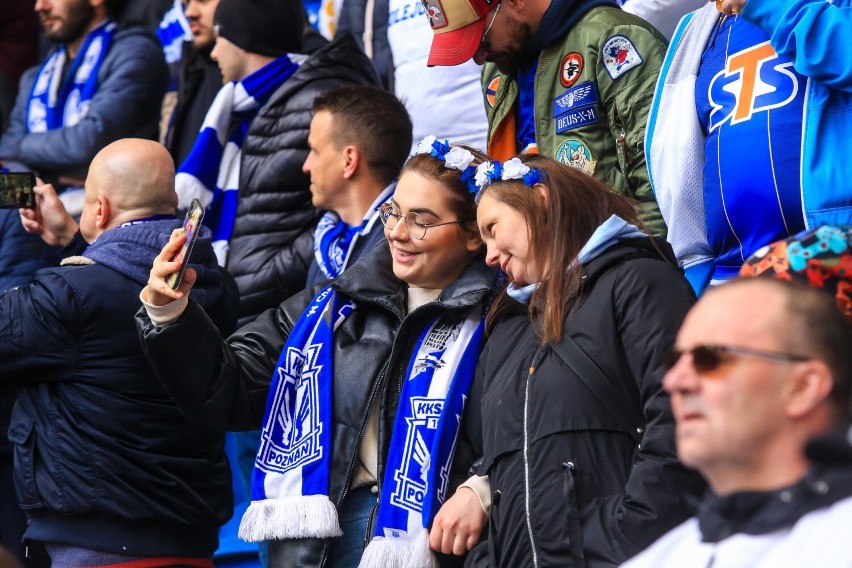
[1, 139, 238, 564]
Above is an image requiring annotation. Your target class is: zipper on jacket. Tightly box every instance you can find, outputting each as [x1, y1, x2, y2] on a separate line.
[523, 344, 550, 568]
[612, 103, 636, 199]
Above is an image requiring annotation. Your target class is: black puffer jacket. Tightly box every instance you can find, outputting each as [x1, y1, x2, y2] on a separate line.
[228, 34, 380, 325]
[465, 238, 705, 567]
[0, 219, 238, 556]
[137, 245, 497, 567]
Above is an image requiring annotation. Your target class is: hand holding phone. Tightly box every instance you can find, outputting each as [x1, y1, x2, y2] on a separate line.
[0, 172, 36, 209]
[165, 198, 205, 290]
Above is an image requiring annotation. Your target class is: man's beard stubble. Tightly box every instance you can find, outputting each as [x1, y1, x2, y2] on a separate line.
[43, 0, 97, 45]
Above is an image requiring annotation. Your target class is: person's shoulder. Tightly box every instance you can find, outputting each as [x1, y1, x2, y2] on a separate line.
[621, 517, 701, 568]
[109, 24, 165, 55]
[569, 5, 668, 50]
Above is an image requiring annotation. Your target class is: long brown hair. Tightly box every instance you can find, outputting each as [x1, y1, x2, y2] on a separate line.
[482, 155, 644, 343]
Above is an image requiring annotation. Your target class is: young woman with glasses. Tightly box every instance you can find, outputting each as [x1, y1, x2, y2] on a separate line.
[136, 138, 497, 568]
[431, 154, 706, 567]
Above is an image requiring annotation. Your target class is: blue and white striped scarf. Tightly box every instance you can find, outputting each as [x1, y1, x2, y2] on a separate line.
[175, 54, 303, 266]
[359, 307, 485, 567]
[239, 286, 485, 568]
[26, 19, 116, 133]
[240, 285, 354, 541]
[313, 184, 394, 279]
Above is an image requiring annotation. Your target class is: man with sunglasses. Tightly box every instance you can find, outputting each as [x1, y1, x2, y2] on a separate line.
[624, 277, 852, 567]
[422, 0, 669, 237]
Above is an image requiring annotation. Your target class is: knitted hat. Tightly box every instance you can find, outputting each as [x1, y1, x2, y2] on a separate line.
[740, 225, 852, 321]
[214, 0, 303, 57]
[425, 0, 495, 66]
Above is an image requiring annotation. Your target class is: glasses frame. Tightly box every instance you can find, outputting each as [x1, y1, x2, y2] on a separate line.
[479, 1, 502, 49]
[664, 344, 810, 374]
[379, 203, 465, 240]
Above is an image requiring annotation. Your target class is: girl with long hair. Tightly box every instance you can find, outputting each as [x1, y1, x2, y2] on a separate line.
[431, 155, 705, 567]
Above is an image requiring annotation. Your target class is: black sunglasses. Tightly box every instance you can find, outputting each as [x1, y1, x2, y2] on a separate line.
[664, 344, 810, 374]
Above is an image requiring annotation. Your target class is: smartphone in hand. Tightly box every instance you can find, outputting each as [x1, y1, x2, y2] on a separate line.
[0, 172, 36, 209]
[166, 198, 205, 290]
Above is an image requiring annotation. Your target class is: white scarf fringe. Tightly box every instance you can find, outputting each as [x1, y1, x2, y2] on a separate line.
[359, 530, 439, 568]
[238, 495, 342, 542]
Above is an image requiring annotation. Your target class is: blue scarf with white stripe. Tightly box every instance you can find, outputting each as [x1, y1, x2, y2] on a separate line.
[313, 184, 394, 279]
[175, 54, 303, 266]
[359, 307, 485, 567]
[240, 285, 355, 541]
[26, 19, 116, 133]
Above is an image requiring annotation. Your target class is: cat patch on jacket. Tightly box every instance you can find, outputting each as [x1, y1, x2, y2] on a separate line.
[602, 35, 643, 80]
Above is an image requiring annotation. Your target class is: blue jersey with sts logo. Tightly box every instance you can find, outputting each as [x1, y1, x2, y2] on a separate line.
[695, 15, 807, 282]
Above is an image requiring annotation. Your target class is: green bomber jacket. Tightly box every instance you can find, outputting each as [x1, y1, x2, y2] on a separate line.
[482, 6, 668, 236]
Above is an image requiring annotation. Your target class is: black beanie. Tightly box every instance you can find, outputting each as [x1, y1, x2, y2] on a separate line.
[214, 0, 304, 57]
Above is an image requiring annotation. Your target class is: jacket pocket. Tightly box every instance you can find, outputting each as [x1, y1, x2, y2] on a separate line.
[562, 460, 586, 568]
[8, 414, 43, 509]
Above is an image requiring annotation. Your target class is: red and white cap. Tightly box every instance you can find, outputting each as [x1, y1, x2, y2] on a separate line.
[425, 0, 494, 66]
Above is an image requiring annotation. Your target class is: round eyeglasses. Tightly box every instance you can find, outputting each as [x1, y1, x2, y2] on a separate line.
[379, 203, 465, 240]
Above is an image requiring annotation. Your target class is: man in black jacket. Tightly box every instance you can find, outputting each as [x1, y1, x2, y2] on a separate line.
[176, 0, 381, 326]
[2, 138, 238, 565]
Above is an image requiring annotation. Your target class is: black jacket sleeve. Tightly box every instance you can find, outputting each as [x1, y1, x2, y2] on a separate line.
[136, 287, 313, 431]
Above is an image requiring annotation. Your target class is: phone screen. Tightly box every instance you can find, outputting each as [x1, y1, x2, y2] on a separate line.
[0, 172, 36, 209]
[166, 198, 205, 290]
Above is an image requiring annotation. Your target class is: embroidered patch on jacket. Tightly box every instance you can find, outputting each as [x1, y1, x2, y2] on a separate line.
[422, 0, 448, 28]
[486, 75, 500, 108]
[552, 81, 598, 117]
[555, 139, 597, 175]
[559, 52, 584, 88]
[555, 106, 599, 133]
[602, 35, 643, 80]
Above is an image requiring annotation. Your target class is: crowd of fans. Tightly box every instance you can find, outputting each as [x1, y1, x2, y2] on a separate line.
[1, 0, 851, 566]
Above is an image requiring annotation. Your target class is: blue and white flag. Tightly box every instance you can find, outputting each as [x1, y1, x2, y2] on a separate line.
[240, 285, 355, 541]
[26, 19, 116, 133]
[359, 307, 485, 567]
[175, 53, 304, 266]
[313, 184, 394, 279]
[157, 0, 191, 67]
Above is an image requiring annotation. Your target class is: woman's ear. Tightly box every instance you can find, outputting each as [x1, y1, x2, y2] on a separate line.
[464, 225, 484, 253]
[534, 183, 549, 207]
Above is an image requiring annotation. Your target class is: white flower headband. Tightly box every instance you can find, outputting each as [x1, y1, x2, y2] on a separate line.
[414, 135, 479, 194]
[473, 157, 544, 202]
[413, 138, 544, 198]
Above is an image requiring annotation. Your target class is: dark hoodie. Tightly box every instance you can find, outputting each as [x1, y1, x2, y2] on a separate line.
[0, 217, 238, 557]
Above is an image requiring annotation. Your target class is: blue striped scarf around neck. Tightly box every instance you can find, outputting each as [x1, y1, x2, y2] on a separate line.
[175, 53, 304, 266]
[359, 307, 485, 567]
[313, 184, 394, 279]
[26, 19, 116, 133]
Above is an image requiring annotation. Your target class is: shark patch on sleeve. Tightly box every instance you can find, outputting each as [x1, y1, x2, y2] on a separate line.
[602, 35, 643, 80]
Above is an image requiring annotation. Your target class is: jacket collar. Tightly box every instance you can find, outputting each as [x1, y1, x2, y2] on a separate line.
[581, 236, 678, 283]
[697, 463, 852, 542]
